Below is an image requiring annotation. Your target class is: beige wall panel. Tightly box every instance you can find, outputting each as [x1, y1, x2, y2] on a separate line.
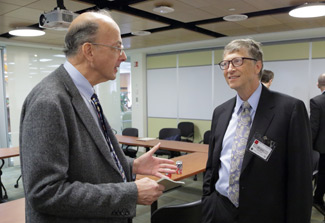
[148, 118, 211, 143]
[147, 54, 177, 69]
[214, 49, 224, 65]
[312, 41, 325, 59]
[179, 51, 212, 67]
[148, 118, 178, 138]
[263, 42, 309, 61]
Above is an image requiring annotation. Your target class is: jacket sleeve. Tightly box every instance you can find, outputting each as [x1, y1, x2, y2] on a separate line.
[286, 100, 313, 223]
[20, 97, 138, 219]
[202, 109, 217, 197]
[310, 98, 320, 146]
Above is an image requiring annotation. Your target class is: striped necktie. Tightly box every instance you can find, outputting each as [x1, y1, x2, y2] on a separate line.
[228, 101, 252, 207]
[91, 93, 127, 182]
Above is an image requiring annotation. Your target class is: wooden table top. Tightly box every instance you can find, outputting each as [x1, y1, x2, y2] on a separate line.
[136, 152, 208, 181]
[116, 135, 208, 154]
[0, 147, 20, 159]
[0, 198, 25, 223]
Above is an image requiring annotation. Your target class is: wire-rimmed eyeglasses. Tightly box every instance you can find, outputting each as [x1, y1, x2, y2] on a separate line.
[90, 43, 125, 56]
[218, 57, 257, 70]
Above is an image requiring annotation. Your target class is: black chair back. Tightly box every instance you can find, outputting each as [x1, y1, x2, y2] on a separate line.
[159, 128, 181, 140]
[121, 128, 139, 158]
[203, 130, 211, 144]
[151, 200, 202, 223]
[177, 122, 194, 142]
[156, 128, 181, 158]
[122, 128, 138, 137]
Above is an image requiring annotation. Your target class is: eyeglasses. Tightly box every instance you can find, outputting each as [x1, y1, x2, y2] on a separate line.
[218, 57, 257, 70]
[90, 43, 125, 56]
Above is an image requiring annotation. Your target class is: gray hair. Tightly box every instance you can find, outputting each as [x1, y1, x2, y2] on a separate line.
[224, 39, 263, 75]
[63, 10, 112, 57]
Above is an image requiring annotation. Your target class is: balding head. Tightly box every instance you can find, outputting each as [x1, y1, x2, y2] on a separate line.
[317, 73, 325, 91]
[63, 10, 115, 57]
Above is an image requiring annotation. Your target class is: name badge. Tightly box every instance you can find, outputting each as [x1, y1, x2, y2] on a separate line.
[249, 139, 273, 161]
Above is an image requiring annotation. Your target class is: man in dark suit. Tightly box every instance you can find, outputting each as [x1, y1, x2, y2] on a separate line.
[19, 10, 176, 223]
[310, 73, 325, 212]
[260, 69, 274, 89]
[202, 39, 313, 223]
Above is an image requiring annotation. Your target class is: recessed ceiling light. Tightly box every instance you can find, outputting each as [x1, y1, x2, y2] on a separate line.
[131, 31, 151, 36]
[289, 3, 325, 18]
[9, 27, 45, 37]
[223, 14, 248, 22]
[153, 6, 174, 14]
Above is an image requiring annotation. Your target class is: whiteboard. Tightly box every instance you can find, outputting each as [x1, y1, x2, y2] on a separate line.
[178, 66, 213, 119]
[147, 58, 325, 120]
[147, 68, 177, 118]
[309, 58, 325, 100]
[264, 60, 310, 108]
[213, 65, 236, 108]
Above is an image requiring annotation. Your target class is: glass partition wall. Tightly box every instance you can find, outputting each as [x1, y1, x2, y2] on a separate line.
[0, 44, 131, 162]
[0, 47, 9, 148]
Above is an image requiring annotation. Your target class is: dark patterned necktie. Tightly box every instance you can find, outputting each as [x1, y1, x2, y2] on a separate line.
[91, 93, 126, 182]
[228, 101, 252, 207]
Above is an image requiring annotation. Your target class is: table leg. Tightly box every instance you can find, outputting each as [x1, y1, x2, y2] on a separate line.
[0, 159, 7, 203]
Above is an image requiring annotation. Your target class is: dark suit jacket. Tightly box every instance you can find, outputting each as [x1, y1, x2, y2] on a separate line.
[19, 65, 137, 223]
[202, 86, 313, 223]
[310, 92, 325, 154]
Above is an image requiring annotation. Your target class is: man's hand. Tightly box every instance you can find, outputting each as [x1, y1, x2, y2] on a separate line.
[135, 177, 165, 205]
[133, 143, 177, 178]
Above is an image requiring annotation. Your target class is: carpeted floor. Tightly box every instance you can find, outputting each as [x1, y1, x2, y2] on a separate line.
[1, 164, 324, 223]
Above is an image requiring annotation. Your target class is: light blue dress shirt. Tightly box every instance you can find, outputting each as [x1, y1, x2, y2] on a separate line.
[215, 83, 262, 198]
[63, 61, 99, 128]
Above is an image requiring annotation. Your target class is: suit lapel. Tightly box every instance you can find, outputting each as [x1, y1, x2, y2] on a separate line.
[213, 99, 236, 164]
[56, 66, 122, 175]
[241, 86, 275, 173]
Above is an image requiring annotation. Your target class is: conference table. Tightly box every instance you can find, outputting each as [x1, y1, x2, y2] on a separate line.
[0, 147, 20, 203]
[0, 136, 209, 221]
[116, 135, 209, 214]
[0, 198, 24, 223]
[115, 134, 208, 154]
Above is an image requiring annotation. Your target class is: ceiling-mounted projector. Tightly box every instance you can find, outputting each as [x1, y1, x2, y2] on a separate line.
[39, 8, 78, 30]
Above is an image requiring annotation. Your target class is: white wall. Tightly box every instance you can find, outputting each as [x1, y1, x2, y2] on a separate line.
[130, 53, 147, 137]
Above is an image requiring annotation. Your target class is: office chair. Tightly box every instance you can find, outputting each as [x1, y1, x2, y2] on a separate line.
[155, 128, 181, 158]
[14, 175, 21, 188]
[0, 160, 8, 201]
[121, 128, 139, 158]
[151, 200, 202, 223]
[199, 130, 211, 145]
[177, 122, 194, 142]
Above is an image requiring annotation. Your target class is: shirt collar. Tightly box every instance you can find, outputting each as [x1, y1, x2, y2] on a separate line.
[235, 83, 262, 115]
[64, 61, 94, 99]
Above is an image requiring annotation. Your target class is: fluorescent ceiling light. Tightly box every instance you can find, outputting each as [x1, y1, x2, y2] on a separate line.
[153, 6, 174, 14]
[9, 28, 45, 37]
[131, 31, 151, 36]
[223, 14, 248, 22]
[289, 3, 325, 18]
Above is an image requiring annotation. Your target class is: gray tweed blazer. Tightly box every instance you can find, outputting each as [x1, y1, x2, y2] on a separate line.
[19, 65, 137, 223]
